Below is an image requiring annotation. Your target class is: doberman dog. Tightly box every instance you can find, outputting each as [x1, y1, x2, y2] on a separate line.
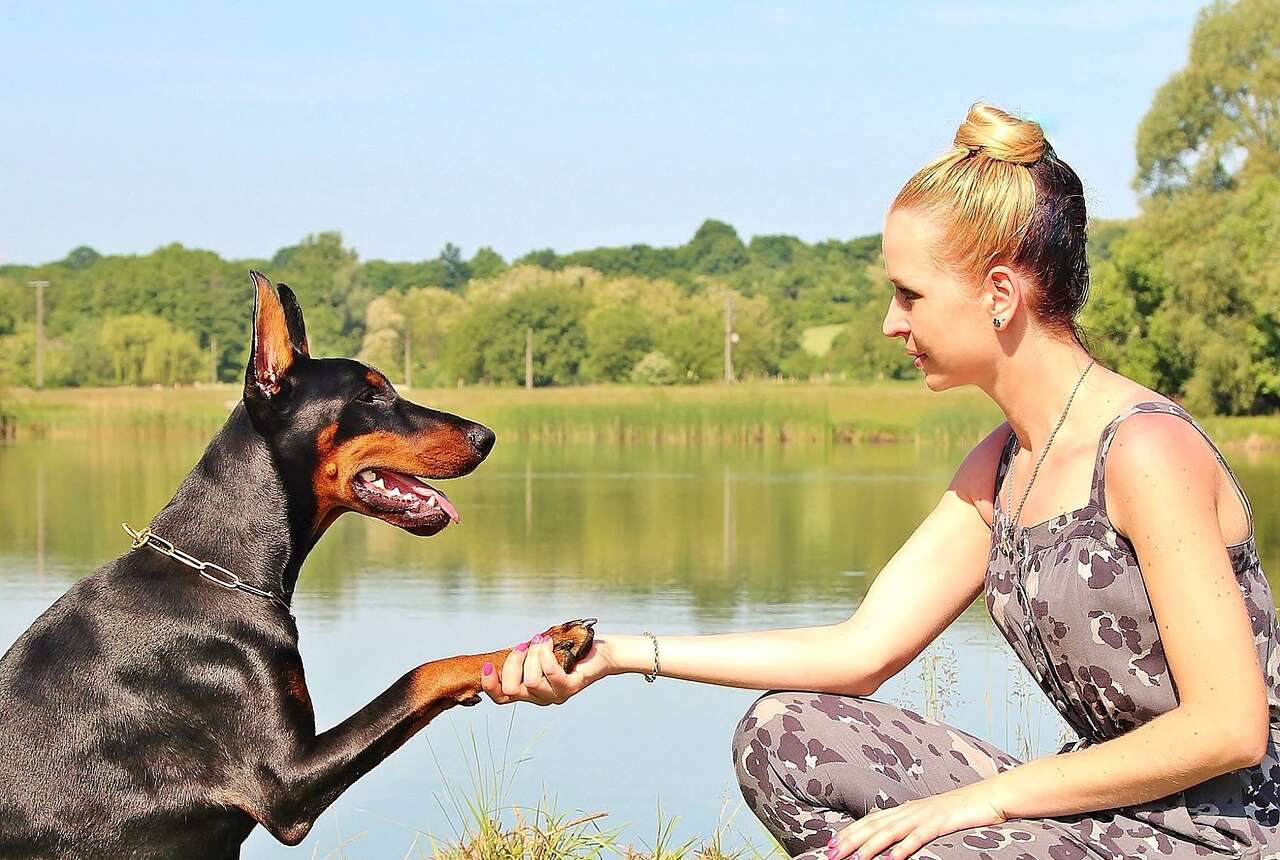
[0, 272, 595, 859]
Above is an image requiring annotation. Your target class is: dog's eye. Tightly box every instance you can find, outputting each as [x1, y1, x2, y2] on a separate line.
[356, 387, 379, 404]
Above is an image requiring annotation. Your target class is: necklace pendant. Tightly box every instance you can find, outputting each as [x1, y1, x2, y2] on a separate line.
[999, 514, 1016, 555]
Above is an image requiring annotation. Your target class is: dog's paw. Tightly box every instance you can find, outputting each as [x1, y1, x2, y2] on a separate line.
[539, 618, 597, 674]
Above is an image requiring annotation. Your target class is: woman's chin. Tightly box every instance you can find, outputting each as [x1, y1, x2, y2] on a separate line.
[921, 369, 953, 392]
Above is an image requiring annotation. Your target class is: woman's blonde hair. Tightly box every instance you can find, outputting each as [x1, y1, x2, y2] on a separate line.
[892, 102, 1090, 344]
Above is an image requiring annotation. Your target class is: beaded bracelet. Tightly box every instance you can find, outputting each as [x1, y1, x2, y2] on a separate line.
[641, 631, 660, 682]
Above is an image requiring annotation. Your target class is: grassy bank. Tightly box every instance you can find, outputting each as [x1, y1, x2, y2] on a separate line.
[2, 383, 1280, 450]
[1, 381, 1002, 446]
[3, 382, 1278, 449]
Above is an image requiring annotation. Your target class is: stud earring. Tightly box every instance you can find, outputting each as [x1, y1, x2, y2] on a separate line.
[992, 317, 1002, 328]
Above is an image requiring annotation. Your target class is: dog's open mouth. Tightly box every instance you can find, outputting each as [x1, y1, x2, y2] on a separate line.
[351, 468, 459, 536]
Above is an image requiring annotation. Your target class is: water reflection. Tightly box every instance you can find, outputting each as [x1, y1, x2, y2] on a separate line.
[1, 433, 1276, 857]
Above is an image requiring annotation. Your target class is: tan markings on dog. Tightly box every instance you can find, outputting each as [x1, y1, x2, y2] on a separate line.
[365, 369, 390, 389]
[251, 275, 295, 378]
[310, 422, 477, 535]
[403, 651, 504, 732]
[283, 666, 312, 709]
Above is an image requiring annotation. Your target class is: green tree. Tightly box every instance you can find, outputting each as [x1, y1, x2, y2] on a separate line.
[98, 314, 203, 385]
[441, 267, 591, 386]
[271, 232, 370, 356]
[1135, 0, 1280, 195]
[584, 304, 653, 382]
[437, 242, 471, 292]
[680, 219, 749, 275]
[469, 247, 508, 281]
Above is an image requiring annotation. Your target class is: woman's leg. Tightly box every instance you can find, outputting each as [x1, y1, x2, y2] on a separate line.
[731, 691, 1026, 856]
[732, 692, 1227, 859]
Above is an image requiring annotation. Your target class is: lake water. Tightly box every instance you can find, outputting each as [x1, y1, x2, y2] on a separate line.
[1, 433, 1276, 858]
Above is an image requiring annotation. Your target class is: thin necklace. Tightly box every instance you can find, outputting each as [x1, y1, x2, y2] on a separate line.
[1003, 358, 1095, 552]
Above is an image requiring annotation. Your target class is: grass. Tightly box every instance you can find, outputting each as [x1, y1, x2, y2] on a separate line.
[799, 324, 848, 357]
[296, 637, 1066, 860]
[9, 381, 1276, 449]
[0, 381, 1005, 447]
[304, 708, 781, 860]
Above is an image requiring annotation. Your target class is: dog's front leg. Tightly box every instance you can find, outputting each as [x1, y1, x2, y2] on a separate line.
[243, 619, 594, 846]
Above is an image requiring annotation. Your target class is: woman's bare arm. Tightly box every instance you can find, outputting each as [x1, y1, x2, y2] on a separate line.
[481, 425, 1012, 705]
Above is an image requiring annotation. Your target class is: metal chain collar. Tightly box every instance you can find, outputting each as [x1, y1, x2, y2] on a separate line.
[122, 522, 292, 615]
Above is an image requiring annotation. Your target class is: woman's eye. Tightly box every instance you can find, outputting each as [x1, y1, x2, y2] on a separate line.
[896, 287, 918, 303]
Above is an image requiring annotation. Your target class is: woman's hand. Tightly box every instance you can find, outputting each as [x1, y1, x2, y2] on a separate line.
[827, 784, 1006, 860]
[480, 633, 614, 706]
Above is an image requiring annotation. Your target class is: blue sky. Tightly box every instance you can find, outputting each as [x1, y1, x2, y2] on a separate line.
[1, 1, 1206, 266]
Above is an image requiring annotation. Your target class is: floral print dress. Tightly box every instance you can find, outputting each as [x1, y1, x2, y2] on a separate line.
[733, 401, 1279, 858]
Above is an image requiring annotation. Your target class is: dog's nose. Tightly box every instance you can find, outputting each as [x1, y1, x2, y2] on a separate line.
[467, 425, 496, 458]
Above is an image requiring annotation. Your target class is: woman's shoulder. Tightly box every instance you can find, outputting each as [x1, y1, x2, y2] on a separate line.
[949, 422, 1015, 523]
[1103, 403, 1220, 478]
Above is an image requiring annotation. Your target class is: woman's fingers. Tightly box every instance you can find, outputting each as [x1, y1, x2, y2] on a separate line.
[499, 640, 531, 698]
[523, 635, 561, 704]
[481, 630, 596, 706]
[535, 637, 578, 701]
[479, 657, 505, 703]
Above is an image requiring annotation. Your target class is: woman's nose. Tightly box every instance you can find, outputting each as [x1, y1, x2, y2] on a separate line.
[882, 301, 908, 339]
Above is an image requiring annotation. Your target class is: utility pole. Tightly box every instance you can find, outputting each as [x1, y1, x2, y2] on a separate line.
[209, 337, 218, 384]
[723, 293, 734, 383]
[403, 332, 412, 389]
[29, 280, 48, 389]
[525, 328, 533, 390]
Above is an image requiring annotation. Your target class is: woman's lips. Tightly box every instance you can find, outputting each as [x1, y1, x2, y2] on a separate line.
[910, 352, 927, 369]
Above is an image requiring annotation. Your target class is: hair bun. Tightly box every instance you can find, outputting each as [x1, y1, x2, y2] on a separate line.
[953, 102, 1047, 165]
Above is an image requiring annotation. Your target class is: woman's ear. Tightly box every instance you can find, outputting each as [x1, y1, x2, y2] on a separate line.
[986, 266, 1023, 331]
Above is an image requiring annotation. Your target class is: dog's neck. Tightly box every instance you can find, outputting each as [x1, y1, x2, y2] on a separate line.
[147, 402, 312, 605]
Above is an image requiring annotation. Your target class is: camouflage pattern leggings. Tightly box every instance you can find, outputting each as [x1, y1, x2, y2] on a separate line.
[732, 692, 1217, 859]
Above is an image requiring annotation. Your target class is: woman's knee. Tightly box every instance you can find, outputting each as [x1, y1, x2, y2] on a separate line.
[731, 691, 808, 764]
[731, 692, 939, 802]
[731, 691, 886, 788]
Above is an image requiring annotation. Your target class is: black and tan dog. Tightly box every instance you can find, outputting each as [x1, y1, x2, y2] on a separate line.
[0, 272, 594, 859]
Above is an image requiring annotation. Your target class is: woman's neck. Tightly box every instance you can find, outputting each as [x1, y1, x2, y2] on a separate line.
[983, 332, 1095, 453]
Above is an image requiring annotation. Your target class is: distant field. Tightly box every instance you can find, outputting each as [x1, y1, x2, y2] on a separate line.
[800, 323, 848, 356]
[2, 382, 1276, 448]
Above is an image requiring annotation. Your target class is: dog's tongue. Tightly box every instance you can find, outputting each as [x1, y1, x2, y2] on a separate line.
[381, 470, 460, 524]
[431, 491, 460, 524]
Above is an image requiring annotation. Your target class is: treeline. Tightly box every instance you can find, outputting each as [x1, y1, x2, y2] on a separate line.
[0, 0, 1275, 414]
[0, 224, 897, 390]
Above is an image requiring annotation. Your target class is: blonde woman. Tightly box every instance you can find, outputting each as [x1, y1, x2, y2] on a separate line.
[481, 104, 1279, 859]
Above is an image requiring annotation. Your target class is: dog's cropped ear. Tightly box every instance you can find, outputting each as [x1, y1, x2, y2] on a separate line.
[276, 283, 310, 358]
[245, 270, 299, 401]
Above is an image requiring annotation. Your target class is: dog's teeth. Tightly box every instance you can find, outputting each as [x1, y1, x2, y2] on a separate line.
[372, 478, 386, 490]
[361, 470, 377, 482]
[386, 487, 402, 498]
[427, 496, 438, 508]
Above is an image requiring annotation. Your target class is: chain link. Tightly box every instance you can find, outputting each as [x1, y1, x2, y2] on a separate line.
[1002, 358, 1095, 553]
[122, 522, 292, 613]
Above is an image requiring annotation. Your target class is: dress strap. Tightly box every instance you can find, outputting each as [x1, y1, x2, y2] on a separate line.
[1088, 400, 1255, 535]
[991, 427, 1019, 516]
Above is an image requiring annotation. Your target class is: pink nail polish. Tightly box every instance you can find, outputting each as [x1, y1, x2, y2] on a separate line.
[482, 662, 493, 676]
[516, 641, 529, 652]
[531, 634, 543, 644]
[826, 835, 836, 847]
